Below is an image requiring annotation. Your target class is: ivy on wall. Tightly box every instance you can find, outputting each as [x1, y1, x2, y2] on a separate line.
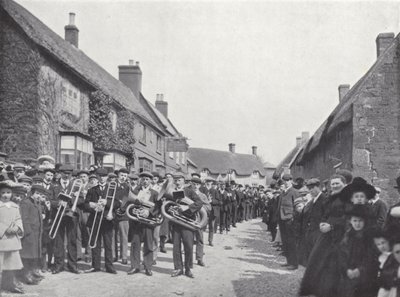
[89, 90, 136, 163]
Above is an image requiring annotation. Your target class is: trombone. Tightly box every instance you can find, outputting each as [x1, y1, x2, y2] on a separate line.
[88, 181, 117, 249]
[49, 179, 83, 240]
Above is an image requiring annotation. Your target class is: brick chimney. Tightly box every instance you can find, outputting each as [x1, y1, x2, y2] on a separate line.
[118, 60, 142, 99]
[64, 13, 79, 48]
[251, 146, 258, 156]
[301, 131, 310, 144]
[338, 84, 350, 102]
[376, 33, 395, 58]
[229, 143, 236, 153]
[155, 94, 168, 118]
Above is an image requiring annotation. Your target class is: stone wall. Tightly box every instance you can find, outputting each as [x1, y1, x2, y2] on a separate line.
[0, 12, 41, 161]
[352, 38, 400, 206]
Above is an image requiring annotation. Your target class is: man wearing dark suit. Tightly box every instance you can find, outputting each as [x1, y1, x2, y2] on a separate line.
[236, 185, 245, 222]
[115, 168, 130, 265]
[51, 165, 85, 274]
[200, 177, 221, 246]
[278, 173, 300, 270]
[302, 178, 327, 265]
[230, 182, 238, 227]
[370, 187, 388, 229]
[170, 173, 203, 278]
[84, 168, 119, 274]
[219, 183, 229, 233]
[384, 176, 400, 234]
[127, 172, 160, 276]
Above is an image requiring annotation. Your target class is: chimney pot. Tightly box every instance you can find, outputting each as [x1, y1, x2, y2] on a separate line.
[338, 84, 350, 102]
[296, 137, 302, 147]
[69, 12, 75, 25]
[64, 13, 79, 48]
[251, 146, 258, 156]
[136, 61, 140, 66]
[229, 143, 236, 153]
[376, 32, 395, 58]
[129, 59, 134, 65]
[155, 93, 168, 118]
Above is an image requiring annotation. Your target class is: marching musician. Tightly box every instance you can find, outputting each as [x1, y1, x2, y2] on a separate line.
[127, 171, 160, 276]
[84, 168, 119, 274]
[51, 165, 84, 274]
[191, 177, 210, 267]
[170, 173, 203, 278]
[201, 177, 221, 246]
[77, 170, 91, 263]
[115, 168, 130, 265]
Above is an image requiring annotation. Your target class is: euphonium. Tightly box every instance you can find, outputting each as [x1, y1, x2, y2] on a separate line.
[125, 191, 164, 227]
[49, 179, 83, 240]
[161, 191, 208, 232]
[88, 181, 117, 249]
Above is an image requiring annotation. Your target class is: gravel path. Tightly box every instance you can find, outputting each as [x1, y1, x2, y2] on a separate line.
[20, 219, 302, 297]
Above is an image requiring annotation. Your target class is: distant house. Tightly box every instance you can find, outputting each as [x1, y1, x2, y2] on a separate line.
[0, 0, 187, 173]
[263, 161, 276, 185]
[287, 33, 400, 205]
[188, 144, 268, 186]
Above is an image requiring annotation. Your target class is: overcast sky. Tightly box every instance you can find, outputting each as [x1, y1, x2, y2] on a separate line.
[17, 0, 400, 165]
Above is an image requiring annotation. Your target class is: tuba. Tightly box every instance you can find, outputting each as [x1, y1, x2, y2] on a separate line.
[49, 179, 83, 239]
[125, 190, 164, 227]
[88, 181, 117, 249]
[161, 191, 208, 232]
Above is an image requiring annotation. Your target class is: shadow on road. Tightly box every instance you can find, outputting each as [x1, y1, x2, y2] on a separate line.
[231, 221, 302, 297]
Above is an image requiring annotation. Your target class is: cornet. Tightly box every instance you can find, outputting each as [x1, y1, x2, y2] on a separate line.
[88, 181, 117, 249]
[49, 179, 83, 240]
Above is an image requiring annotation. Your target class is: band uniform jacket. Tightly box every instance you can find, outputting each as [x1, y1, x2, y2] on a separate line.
[52, 179, 85, 219]
[201, 186, 221, 217]
[19, 197, 43, 259]
[84, 184, 121, 228]
[278, 187, 299, 221]
[115, 181, 130, 221]
[0, 201, 23, 252]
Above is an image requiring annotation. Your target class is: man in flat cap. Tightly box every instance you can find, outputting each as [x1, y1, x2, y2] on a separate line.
[301, 178, 327, 265]
[115, 168, 130, 265]
[201, 177, 221, 246]
[76, 169, 91, 263]
[278, 173, 300, 270]
[170, 173, 203, 278]
[127, 171, 160, 276]
[52, 164, 84, 274]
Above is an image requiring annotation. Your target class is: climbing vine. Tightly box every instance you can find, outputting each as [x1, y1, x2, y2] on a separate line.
[89, 90, 136, 163]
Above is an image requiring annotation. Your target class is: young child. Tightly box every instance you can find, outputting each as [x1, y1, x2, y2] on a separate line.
[19, 185, 46, 285]
[0, 180, 24, 294]
[338, 204, 379, 297]
[371, 228, 393, 297]
[378, 237, 400, 297]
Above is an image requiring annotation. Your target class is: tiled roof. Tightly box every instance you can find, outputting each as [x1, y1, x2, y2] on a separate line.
[2, 0, 158, 128]
[297, 35, 400, 162]
[187, 147, 266, 177]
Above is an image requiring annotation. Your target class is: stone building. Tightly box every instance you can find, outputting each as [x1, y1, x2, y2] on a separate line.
[187, 144, 268, 186]
[286, 33, 400, 205]
[0, 0, 187, 173]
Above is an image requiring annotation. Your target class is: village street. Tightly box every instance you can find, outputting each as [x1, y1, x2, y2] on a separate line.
[18, 220, 302, 297]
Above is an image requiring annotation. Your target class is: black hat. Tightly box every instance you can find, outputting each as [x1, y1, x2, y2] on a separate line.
[191, 177, 202, 184]
[31, 185, 50, 196]
[281, 173, 293, 181]
[128, 173, 139, 180]
[306, 178, 320, 187]
[341, 177, 377, 201]
[118, 168, 129, 174]
[394, 176, 400, 189]
[151, 171, 160, 178]
[59, 164, 74, 172]
[96, 168, 108, 177]
[346, 204, 371, 220]
[43, 167, 55, 174]
[139, 171, 153, 179]
[77, 169, 90, 176]
[0, 180, 15, 191]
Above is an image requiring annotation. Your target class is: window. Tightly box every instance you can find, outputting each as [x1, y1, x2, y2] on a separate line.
[181, 152, 185, 165]
[109, 109, 117, 132]
[60, 135, 93, 169]
[103, 152, 126, 171]
[61, 82, 81, 117]
[156, 135, 162, 153]
[139, 158, 153, 173]
[138, 123, 146, 144]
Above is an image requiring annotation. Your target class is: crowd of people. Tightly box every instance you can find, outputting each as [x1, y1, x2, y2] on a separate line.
[261, 170, 400, 297]
[0, 157, 269, 295]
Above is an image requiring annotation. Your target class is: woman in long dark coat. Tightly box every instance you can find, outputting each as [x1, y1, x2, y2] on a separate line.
[299, 174, 349, 297]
